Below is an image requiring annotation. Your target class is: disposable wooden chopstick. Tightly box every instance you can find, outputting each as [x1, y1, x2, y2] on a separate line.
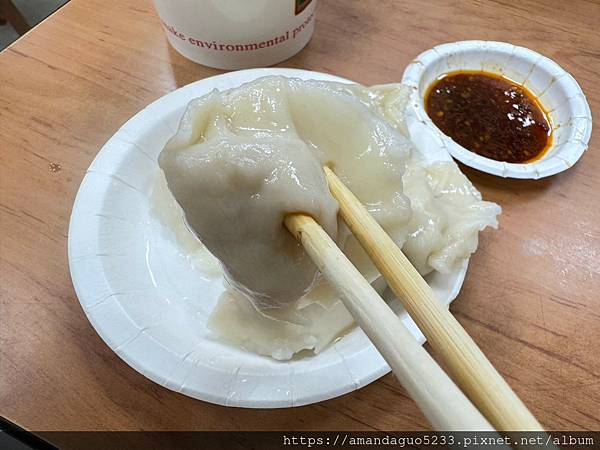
[322, 166, 543, 432]
[284, 214, 493, 431]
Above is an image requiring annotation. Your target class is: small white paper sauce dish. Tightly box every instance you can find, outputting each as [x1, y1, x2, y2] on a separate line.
[402, 40, 592, 179]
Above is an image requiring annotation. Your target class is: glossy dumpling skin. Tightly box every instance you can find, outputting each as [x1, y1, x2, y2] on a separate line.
[155, 76, 501, 359]
[159, 96, 338, 309]
[402, 158, 500, 275]
[159, 76, 414, 309]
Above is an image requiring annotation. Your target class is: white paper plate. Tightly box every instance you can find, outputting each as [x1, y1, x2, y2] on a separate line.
[68, 68, 468, 408]
[402, 41, 592, 179]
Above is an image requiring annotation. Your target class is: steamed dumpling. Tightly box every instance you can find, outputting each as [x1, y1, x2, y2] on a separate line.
[159, 98, 338, 309]
[159, 76, 414, 309]
[402, 159, 500, 274]
[155, 76, 501, 359]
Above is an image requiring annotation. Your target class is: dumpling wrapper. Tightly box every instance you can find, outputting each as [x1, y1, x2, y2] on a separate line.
[159, 120, 338, 309]
[159, 77, 413, 309]
[402, 159, 501, 274]
[154, 76, 501, 360]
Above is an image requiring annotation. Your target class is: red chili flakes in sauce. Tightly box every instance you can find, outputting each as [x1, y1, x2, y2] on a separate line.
[425, 71, 552, 163]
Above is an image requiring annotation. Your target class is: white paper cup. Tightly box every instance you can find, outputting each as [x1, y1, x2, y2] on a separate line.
[153, 0, 318, 70]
